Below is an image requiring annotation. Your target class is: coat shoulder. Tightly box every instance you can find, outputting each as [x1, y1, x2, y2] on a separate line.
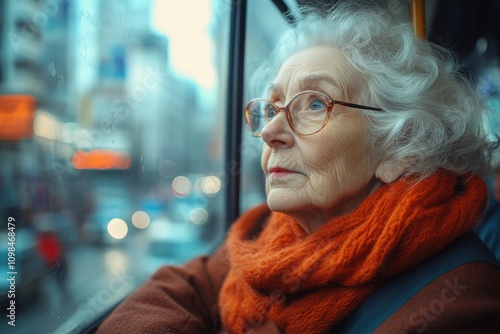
[376, 262, 500, 333]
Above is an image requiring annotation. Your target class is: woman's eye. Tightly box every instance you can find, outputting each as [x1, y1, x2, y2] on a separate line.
[266, 107, 276, 118]
[309, 99, 325, 110]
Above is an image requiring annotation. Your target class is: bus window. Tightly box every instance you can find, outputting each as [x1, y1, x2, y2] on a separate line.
[240, 0, 290, 211]
[0, 0, 230, 332]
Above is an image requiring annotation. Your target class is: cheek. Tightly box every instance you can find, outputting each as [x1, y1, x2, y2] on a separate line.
[261, 145, 270, 172]
[302, 124, 375, 189]
[301, 147, 334, 173]
[261, 145, 271, 195]
[301, 128, 353, 174]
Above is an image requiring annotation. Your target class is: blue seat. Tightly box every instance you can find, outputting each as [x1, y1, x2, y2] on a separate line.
[474, 176, 500, 261]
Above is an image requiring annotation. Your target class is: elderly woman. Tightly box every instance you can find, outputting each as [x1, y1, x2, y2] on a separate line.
[98, 3, 500, 333]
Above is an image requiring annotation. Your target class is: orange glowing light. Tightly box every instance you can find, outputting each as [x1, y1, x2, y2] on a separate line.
[72, 149, 131, 170]
[0, 95, 36, 140]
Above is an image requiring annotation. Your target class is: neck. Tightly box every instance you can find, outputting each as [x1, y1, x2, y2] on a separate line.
[291, 178, 385, 234]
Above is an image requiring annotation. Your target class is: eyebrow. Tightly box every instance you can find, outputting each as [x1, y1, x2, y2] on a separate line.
[298, 74, 340, 91]
[268, 74, 344, 97]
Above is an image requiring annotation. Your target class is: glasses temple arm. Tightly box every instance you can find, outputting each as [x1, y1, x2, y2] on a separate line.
[335, 100, 384, 112]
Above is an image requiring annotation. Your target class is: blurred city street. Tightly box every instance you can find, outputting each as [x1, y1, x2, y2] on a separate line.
[0, 230, 199, 334]
[0, 0, 267, 332]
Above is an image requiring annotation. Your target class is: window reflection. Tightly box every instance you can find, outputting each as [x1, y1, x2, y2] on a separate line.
[0, 0, 229, 332]
[240, 0, 289, 211]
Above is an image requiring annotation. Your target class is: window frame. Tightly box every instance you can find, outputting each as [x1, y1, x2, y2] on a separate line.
[224, 0, 293, 226]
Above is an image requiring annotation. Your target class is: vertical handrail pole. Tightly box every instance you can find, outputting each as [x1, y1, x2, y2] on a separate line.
[225, 0, 247, 227]
[409, 0, 426, 39]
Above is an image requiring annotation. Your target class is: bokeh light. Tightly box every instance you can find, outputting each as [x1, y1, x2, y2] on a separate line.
[104, 250, 128, 272]
[172, 176, 191, 198]
[132, 211, 151, 229]
[201, 176, 221, 194]
[107, 218, 129, 239]
[189, 208, 208, 225]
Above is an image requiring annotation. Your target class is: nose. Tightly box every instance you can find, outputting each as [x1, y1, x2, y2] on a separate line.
[261, 110, 294, 149]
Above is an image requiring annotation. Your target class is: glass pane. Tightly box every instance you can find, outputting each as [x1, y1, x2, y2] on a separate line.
[0, 0, 230, 332]
[241, 0, 290, 211]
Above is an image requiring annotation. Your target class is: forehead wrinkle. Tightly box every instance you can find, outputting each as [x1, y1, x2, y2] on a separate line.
[278, 72, 352, 101]
[268, 58, 357, 101]
[297, 74, 336, 89]
[296, 74, 343, 96]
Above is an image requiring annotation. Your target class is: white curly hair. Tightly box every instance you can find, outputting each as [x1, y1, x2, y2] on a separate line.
[250, 1, 499, 178]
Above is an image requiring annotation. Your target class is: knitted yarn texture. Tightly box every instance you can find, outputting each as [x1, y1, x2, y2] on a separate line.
[219, 171, 487, 334]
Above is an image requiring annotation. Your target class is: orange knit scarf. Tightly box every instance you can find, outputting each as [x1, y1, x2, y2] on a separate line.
[219, 171, 487, 334]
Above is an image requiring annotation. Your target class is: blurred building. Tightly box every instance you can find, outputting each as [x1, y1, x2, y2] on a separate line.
[3, 1, 211, 234]
[0, 0, 72, 223]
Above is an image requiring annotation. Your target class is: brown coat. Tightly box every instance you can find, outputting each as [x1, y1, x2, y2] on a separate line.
[97, 242, 500, 333]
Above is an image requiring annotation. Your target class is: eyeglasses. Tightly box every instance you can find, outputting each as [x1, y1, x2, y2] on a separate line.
[244, 90, 383, 136]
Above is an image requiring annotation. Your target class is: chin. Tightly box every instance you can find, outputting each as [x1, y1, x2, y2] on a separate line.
[266, 189, 298, 213]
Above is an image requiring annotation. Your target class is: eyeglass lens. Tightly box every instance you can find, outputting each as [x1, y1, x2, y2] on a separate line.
[245, 92, 330, 136]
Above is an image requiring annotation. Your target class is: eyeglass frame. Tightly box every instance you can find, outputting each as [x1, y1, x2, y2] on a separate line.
[244, 89, 383, 137]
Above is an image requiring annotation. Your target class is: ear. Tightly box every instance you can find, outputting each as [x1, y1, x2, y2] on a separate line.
[375, 159, 406, 184]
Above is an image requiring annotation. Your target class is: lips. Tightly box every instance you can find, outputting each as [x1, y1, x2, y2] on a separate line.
[268, 167, 294, 178]
[269, 167, 293, 173]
